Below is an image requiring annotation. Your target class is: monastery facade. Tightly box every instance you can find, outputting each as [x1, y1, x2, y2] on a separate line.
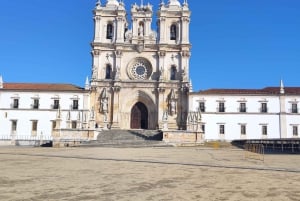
[0, 0, 299, 145]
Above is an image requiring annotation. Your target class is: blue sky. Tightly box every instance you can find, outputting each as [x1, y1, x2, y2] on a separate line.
[0, 0, 299, 91]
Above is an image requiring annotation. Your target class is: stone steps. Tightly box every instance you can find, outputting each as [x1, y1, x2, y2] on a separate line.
[80, 129, 168, 147]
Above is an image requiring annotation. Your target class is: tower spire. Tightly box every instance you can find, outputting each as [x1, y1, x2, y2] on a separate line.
[0, 75, 3, 89]
[96, 0, 101, 6]
[280, 79, 285, 94]
[85, 76, 90, 90]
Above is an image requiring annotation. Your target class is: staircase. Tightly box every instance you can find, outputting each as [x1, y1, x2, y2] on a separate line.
[81, 129, 169, 147]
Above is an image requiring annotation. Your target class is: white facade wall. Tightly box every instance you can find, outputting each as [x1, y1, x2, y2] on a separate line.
[190, 93, 300, 141]
[0, 90, 89, 138]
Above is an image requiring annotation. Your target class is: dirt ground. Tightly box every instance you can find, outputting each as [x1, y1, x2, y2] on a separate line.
[0, 146, 299, 201]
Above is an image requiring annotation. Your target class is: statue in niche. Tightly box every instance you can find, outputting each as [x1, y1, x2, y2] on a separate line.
[168, 89, 177, 116]
[162, 110, 168, 121]
[100, 88, 108, 113]
[170, 99, 176, 115]
[138, 23, 144, 36]
[101, 97, 108, 113]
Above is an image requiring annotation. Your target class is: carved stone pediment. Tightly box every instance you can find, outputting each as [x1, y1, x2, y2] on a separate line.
[135, 44, 144, 53]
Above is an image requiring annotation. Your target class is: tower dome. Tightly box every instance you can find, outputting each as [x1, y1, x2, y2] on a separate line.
[106, 0, 119, 6]
[168, 0, 181, 6]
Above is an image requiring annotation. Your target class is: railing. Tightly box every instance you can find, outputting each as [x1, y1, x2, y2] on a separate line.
[244, 143, 264, 162]
[0, 135, 53, 141]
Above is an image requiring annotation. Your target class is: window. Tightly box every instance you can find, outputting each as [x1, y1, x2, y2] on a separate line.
[292, 103, 298, 113]
[33, 99, 39, 109]
[261, 103, 267, 113]
[199, 102, 205, 112]
[170, 24, 176, 40]
[201, 125, 205, 133]
[11, 120, 17, 133]
[262, 125, 268, 135]
[12, 99, 19, 109]
[239, 103, 246, 112]
[219, 125, 225, 134]
[71, 121, 77, 129]
[52, 121, 57, 130]
[72, 100, 79, 110]
[31, 120, 38, 136]
[105, 64, 112, 79]
[218, 102, 225, 112]
[241, 125, 246, 135]
[53, 99, 59, 109]
[106, 23, 113, 39]
[293, 126, 298, 136]
[170, 66, 177, 80]
[32, 121, 38, 132]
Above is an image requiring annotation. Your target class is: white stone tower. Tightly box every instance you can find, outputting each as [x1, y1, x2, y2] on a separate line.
[90, 0, 191, 130]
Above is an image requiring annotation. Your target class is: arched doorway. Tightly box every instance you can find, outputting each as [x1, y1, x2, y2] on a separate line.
[131, 102, 148, 129]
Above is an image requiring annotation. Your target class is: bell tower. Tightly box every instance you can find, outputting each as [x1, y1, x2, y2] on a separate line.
[157, 0, 191, 129]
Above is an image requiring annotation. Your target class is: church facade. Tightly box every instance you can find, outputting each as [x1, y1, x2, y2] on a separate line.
[90, 0, 191, 131]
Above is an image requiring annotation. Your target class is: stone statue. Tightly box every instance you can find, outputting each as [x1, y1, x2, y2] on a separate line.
[138, 24, 144, 36]
[101, 97, 108, 113]
[162, 111, 168, 121]
[100, 88, 108, 113]
[170, 99, 176, 115]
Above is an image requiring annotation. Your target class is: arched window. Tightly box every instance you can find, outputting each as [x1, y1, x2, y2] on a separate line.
[170, 66, 177, 80]
[105, 64, 112, 79]
[106, 23, 113, 39]
[170, 24, 176, 40]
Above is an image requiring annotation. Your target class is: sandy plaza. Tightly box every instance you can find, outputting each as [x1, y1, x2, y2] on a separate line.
[0, 146, 299, 201]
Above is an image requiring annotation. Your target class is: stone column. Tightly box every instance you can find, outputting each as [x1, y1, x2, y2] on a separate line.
[92, 50, 101, 80]
[111, 85, 121, 129]
[181, 16, 190, 44]
[158, 87, 166, 130]
[279, 95, 287, 138]
[94, 16, 101, 42]
[158, 51, 166, 80]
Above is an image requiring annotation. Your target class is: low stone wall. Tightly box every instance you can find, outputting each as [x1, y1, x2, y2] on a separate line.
[0, 140, 12, 146]
[163, 130, 204, 145]
[52, 129, 97, 148]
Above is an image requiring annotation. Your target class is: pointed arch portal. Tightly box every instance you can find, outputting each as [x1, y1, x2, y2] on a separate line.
[130, 102, 148, 129]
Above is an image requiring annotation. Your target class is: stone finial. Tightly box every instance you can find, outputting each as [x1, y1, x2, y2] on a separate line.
[96, 0, 101, 6]
[189, 79, 193, 92]
[0, 75, 3, 89]
[85, 76, 90, 90]
[280, 79, 285, 94]
[168, 0, 181, 6]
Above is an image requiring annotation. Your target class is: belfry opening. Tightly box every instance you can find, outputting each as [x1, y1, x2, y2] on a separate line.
[130, 102, 148, 129]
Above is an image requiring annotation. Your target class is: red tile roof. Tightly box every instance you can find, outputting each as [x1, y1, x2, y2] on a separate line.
[1, 83, 85, 92]
[193, 87, 300, 95]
